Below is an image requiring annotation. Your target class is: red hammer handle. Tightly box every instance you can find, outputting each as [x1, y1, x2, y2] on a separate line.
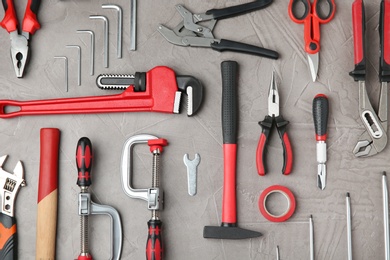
[221, 61, 239, 225]
[36, 128, 60, 259]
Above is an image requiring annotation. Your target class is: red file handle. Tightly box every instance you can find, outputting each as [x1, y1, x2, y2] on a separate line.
[146, 219, 163, 260]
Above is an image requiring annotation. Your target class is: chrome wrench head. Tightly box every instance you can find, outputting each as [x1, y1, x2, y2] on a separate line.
[0, 155, 25, 217]
[354, 81, 388, 157]
[183, 153, 201, 196]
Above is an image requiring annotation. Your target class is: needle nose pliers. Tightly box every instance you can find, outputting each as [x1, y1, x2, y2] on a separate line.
[256, 72, 293, 175]
[0, 0, 41, 78]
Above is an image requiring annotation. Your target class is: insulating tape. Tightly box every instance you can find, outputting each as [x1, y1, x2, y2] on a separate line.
[258, 185, 296, 222]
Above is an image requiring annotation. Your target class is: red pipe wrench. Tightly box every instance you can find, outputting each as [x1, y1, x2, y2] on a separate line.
[0, 66, 203, 118]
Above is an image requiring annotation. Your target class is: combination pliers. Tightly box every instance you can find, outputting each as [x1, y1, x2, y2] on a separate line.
[157, 0, 279, 59]
[0, 0, 41, 78]
[350, 0, 390, 157]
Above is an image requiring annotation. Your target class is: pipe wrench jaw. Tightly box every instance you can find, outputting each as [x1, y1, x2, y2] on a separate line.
[175, 75, 204, 116]
[0, 155, 25, 217]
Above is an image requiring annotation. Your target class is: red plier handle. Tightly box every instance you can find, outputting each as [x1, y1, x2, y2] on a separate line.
[288, 0, 336, 54]
[0, 0, 41, 34]
[256, 116, 293, 175]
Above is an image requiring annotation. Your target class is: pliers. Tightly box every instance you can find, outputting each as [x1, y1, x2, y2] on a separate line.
[157, 0, 279, 59]
[0, 0, 41, 78]
[256, 72, 293, 175]
[350, 0, 390, 157]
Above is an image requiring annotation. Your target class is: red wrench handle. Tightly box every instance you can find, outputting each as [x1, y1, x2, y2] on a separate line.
[22, 0, 41, 34]
[0, 0, 18, 33]
[0, 66, 180, 119]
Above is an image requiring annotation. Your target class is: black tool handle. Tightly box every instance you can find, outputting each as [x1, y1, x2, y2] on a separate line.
[380, 0, 390, 82]
[211, 39, 279, 60]
[206, 0, 273, 20]
[146, 219, 163, 260]
[312, 94, 329, 142]
[0, 213, 17, 260]
[221, 61, 239, 144]
[349, 0, 366, 81]
[76, 137, 93, 187]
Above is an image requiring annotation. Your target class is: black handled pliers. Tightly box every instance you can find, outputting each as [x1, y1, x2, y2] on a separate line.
[0, 0, 41, 78]
[256, 72, 293, 175]
[157, 0, 279, 59]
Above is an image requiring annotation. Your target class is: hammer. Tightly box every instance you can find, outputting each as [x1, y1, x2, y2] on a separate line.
[203, 61, 262, 239]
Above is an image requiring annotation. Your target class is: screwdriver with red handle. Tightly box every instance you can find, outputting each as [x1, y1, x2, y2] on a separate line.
[312, 94, 329, 190]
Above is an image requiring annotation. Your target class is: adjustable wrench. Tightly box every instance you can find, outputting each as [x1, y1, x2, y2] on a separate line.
[0, 155, 25, 259]
[0, 66, 203, 118]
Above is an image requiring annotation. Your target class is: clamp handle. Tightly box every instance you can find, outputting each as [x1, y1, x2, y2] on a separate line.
[76, 137, 93, 187]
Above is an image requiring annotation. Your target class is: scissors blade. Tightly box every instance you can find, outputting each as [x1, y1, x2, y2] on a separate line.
[307, 53, 319, 82]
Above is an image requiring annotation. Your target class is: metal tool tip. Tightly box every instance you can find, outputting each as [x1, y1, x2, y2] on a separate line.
[384, 171, 387, 176]
[310, 214, 313, 219]
[346, 192, 350, 197]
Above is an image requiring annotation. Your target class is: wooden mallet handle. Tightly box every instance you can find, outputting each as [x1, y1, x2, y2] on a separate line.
[36, 128, 60, 259]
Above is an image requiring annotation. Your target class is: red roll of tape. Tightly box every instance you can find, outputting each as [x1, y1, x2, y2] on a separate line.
[258, 185, 296, 222]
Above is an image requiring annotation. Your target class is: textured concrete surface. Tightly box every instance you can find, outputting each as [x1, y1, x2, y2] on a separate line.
[0, 0, 388, 259]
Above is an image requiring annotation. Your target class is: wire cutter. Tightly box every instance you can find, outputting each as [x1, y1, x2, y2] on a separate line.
[256, 72, 293, 175]
[288, 0, 336, 82]
[157, 0, 279, 59]
[350, 0, 390, 157]
[0, 0, 41, 78]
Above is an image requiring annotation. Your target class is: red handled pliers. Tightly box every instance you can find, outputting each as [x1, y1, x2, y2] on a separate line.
[256, 72, 293, 176]
[0, 0, 41, 78]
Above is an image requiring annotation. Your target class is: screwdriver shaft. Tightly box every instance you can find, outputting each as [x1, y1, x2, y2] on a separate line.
[310, 215, 314, 260]
[346, 192, 352, 260]
[383, 172, 390, 260]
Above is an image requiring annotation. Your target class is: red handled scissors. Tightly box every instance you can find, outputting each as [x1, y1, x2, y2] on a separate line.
[288, 0, 336, 82]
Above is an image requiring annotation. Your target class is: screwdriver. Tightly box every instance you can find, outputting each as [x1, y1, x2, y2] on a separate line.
[312, 94, 329, 190]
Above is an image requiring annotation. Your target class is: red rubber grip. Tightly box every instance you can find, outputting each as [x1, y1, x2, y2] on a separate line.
[0, 0, 18, 33]
[282, 132, 293, 175]
[352, 0, 364, 65]
[22, 0, 41, 34]
[222, 144, 237, 224]
[384, 0, 390, 65]
[256, 133, 267, 176]
[146, 219, 162, 260]
[38, 128, 60, 203]
[78, 255, 92, 260]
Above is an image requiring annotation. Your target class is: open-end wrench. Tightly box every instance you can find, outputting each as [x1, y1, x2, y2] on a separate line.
[183, 153, 200, 196]
[0, 66, 203, 118]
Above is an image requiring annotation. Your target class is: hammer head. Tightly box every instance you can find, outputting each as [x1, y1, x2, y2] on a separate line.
[203, 225, 262, 239]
